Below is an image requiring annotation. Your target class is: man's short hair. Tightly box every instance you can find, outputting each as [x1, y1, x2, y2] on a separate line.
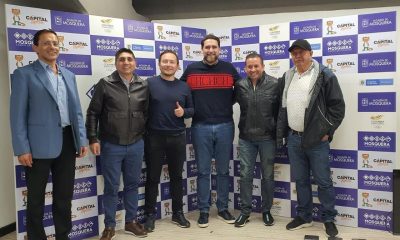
[201, 34, 220, 48]
[115, 48, 135, 62]
[159, 50, 179, 63]
[245, 52, 264, 64]
[33, 29, 57, 46]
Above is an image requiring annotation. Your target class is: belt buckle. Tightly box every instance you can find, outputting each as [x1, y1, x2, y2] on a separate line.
[291, 129, 302, 136]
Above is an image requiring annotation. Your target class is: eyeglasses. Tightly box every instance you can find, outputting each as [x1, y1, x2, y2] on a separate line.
[40, 41, 60, 47]
[117, 57, 135, 62]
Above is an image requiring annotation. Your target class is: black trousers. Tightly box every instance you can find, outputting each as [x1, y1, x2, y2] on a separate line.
[144, 132, 186, 214]
[25, 126, 76, 240]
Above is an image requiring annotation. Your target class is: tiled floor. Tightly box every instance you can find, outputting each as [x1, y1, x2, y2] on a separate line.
[3, 210, 400, 240]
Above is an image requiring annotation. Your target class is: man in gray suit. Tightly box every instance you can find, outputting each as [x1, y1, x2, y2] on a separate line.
[10, 29, 88, 240]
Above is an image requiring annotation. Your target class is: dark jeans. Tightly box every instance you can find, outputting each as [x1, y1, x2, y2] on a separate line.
[287, 133, 337, 222]
[26, 126, 76, 240]
[144, 132, 186, 214]
[100, 139, 144, 227]
[238, 138, 275, 216]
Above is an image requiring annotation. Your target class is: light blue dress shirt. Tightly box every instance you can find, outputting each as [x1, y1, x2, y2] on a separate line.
[39, 59, 71, 127]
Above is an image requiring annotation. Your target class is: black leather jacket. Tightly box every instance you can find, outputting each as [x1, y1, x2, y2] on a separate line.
[235, 72, 280, 141]
[276, 62, 345, 149]
[86, 71, 149, 145]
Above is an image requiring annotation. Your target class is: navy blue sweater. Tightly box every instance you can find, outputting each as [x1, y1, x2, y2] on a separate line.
[180, 60, 240, 124]
[147, 75, 194, 134]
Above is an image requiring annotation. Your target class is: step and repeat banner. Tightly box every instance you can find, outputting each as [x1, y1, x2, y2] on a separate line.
[211, 12, 397, 232]
[5, 4, 397, 239]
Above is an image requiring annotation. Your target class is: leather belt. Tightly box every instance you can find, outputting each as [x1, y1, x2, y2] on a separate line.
[291, 129, 303, 136]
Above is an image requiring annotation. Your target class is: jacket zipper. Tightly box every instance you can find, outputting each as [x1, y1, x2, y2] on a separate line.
[318, 105, 333, 126]
[127, 84, 131, 141]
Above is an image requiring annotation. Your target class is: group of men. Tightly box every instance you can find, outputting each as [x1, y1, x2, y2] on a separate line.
[10, 29, 345, 239]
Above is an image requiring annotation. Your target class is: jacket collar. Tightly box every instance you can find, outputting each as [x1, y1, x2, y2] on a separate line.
[110, 70, 143, 84]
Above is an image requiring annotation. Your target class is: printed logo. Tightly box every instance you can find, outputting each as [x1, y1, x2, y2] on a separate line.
[358, 209, 392, 231]
[11, 8, 26, 26]
[361, 36, 373, 51]
[68, 217, 98, 239]
[360, 78, 393, 86]
[91, 36, 123, 56]
[155, 41, 182, 59]
[51, 11, 89, 34]
[232, 26, 259, 45]
[359, 11, 396, 34]
[329, 149, 357, 169]
[290, 19, 322, 39]
[260, 41, 289, 60]
[358, 92, 396, 112]
[335, 187, 357, 208]
[323, 35, 357, 55]
[57, 54, 92, 75]
[359, 170, 392, 191]
[359, 52, 396, 73]
[100, 18, 115, 32]
[124, 20, 154, 40]
[73, 177, 97, 200]
[8, 28, 35, 51]
[182, 27, 206, 44]
[358, 131, 395, 152]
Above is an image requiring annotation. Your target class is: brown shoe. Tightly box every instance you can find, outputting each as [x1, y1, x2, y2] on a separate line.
[125, 222, 147, 238]
[100, 227, 115, 240]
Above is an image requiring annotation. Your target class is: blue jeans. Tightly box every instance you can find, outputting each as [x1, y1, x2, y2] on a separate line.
[191, 121, 234, 213]
[239, 138, 275, 216]
[287, 133, 337, 222]
[100, 139, 144, 227]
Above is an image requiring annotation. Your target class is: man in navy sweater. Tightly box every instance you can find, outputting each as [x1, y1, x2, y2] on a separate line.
[180, 34, 241, 228]
[144, 50, 194, 232]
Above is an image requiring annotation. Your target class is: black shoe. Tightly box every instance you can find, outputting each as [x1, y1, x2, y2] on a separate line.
[286, 216, 313, 230]
[217, 210, 235, 224]
[263, 211, 274, 226]
[172, 211, 191, 228]
[144, 213, 155, 232]
[234, 214, 250, 227]
[197, 212, 209, 228]
[324, 222, 338, 237]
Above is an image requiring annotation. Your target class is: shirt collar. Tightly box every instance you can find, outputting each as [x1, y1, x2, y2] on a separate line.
[38, 59, 59, 72]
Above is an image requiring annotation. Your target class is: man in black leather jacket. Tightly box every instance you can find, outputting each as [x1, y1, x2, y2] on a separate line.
[277, 39, 345, 238]
[86, 48, 149, 239]
[233, 52, 279, 228]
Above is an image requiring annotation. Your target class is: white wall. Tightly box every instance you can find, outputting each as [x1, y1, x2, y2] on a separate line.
[0, 2, 16, 229]
[79, 0, 148, 20]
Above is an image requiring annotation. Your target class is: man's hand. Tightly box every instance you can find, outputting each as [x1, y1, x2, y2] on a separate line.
[77, 146, 88, 158]
[174, 101, 184, 117]
[321, 134, 329, 142]
[18, 153, 33, 167]
[89, 143, 101, 156]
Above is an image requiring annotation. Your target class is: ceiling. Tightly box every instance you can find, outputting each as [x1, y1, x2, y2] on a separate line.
[132, 0, 400, 20]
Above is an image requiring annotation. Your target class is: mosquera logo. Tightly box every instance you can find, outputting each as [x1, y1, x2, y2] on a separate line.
[359, 171, 392, 191]
[323, 35, 357, 55]
[358, 131, 395, 152]
[68, 217, 98, 239]
[358, 92, 395, 112]
[359, 209, 392, 230]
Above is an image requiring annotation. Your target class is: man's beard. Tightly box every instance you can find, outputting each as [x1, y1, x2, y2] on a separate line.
[204, 54, 218, 64]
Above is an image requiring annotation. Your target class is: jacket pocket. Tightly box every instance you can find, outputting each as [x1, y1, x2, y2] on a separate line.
[131, 111, 145, 132]
[106, 112, 128, 136]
